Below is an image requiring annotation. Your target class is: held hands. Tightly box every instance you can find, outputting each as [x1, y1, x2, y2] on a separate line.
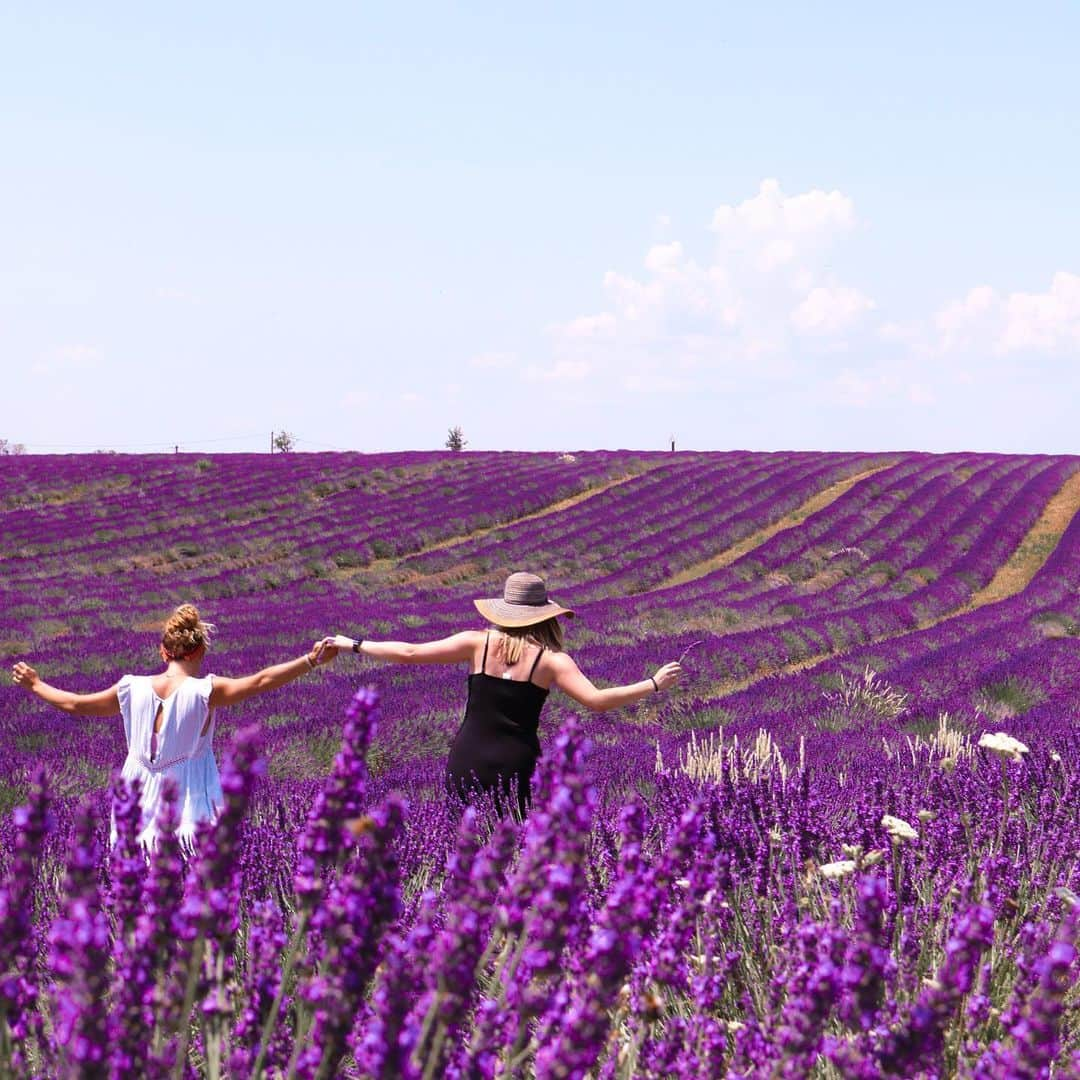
[652, 662, 682, 692]
[331, 634, 357, 651]
[308, 637, 340, 667]
[11, 661, 39, 690]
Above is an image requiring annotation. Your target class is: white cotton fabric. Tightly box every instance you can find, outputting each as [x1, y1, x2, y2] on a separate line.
[113, 673, 223, 852]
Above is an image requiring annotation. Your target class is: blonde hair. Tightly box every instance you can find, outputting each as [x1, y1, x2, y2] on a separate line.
[492, 617, 564, 665]
[161, 604, 215, 660]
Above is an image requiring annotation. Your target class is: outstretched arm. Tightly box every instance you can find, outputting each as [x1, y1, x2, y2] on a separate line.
[11, 662, 120, 717]
[549, 653, 682, 713]
[209, 638, 338, 708]
[332, 631, 480, 665]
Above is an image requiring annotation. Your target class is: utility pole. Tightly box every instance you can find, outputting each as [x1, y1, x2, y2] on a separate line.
[270, 431, 274, 454]
[175, 444, 179, 455]
[669, 433, 676, 452]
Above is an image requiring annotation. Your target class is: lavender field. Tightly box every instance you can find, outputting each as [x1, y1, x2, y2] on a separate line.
[2, 449, 1079, 1077]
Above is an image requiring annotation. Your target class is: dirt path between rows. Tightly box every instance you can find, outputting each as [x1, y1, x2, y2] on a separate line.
[702, 466, 1080, 699]
[359, 465, 663, 582]
[653, 462, 897, 592]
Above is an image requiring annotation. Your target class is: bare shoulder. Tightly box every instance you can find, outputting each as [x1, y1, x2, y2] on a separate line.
[546, 650, 579, 673]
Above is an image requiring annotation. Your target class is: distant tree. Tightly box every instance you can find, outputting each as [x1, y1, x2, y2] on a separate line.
[0, 438, 26, 455]
[445, 426, 467, 452]
[273, 430, 296, 453]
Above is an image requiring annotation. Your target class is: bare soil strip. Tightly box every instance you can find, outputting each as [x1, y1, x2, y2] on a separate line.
[360, 466, 662, 580]
[962, 469, 1080, 609]
[702, 467, 1080, 699]
[654, 463, 897, 592]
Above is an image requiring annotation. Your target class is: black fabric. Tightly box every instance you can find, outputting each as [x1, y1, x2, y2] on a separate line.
[446, 639, 548, 817]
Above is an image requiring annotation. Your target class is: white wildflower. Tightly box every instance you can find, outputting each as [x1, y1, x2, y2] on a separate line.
[978, 732, 1030, 763]
[881, 814, 918, 841]
[819, 860, 857, 879]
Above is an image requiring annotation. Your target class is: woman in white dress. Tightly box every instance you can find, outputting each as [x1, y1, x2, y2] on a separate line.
[11, 604, 336, 851]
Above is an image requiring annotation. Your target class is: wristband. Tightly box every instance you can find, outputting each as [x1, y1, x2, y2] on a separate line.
[305, 653, 317, 669]
[352, 640, 364, 654]
[650, 676, 659, 693]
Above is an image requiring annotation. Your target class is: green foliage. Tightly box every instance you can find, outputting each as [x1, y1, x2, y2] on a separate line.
[333, 549, 368, 569]
[976, 677, 1042, 719]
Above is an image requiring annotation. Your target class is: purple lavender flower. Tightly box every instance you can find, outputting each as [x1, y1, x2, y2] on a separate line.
[170, 725, 265, 1077]
[47, 799, 111, 1079]
[840, 874, 892, 1032]
[0, 768, 53, 1075]
[107, 775, 153, 1079]
[404, 814, 518, 1078]
[229, 899, 289, 1078]
[466, 721, 595, 1074]
[534, 802, 702, 1079]
[294, 793, 406, 1080]
[875, 900, 995, 1074]
[293, 686, 379, 912]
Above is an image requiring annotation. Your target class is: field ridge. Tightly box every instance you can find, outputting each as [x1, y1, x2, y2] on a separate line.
[702, 465, 1080, 698]
[646, 462, 897, 593]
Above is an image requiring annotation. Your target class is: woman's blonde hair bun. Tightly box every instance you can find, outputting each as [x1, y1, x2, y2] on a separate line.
[161, 603, 216, 660]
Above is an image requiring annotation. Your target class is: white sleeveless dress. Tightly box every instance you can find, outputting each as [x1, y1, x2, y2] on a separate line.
[113, 673, 224, 852]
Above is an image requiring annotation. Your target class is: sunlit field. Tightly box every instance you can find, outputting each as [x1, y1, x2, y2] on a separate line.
[2, 450, 1078, 1077]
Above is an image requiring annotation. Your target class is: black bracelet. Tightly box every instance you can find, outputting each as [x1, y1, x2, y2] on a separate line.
[352, 639, 363, 653]
[650, 676, 659, 693]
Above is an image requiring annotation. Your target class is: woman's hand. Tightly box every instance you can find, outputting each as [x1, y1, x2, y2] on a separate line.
[652, 662, 683, 691]
[331, 634, 357, 651]
[310, 637, 339, 667]
[12, 662, 39, 689]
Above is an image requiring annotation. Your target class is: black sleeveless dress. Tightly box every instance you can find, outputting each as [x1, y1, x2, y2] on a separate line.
[446, 633, 548, 817]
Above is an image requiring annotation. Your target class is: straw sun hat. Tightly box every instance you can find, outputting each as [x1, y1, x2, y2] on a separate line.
[474, 572, 575, 628]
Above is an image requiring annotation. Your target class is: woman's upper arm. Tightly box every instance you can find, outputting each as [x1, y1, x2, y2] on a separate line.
[550, 654, 602, 709]
[209, 676, 251, 709]
[405, 631, 481, 664]
[79, 684, 123, 717]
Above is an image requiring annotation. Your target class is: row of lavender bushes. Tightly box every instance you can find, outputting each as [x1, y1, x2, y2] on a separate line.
[2, 685, 1077, 1078]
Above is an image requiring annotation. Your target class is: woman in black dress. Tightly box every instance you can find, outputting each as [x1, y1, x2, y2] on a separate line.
[332, 572, 682, 815]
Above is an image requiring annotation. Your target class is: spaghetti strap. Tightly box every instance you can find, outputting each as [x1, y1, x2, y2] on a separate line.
[527, 645, 545, 684]
[480, 631, 490, 674]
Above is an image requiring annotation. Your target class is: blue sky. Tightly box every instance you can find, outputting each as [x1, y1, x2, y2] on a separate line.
[3, 2, 1078, 453]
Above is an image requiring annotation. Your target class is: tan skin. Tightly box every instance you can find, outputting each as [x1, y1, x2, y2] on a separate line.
[11, 637, 340, 722]
[334, 629, 682, 710]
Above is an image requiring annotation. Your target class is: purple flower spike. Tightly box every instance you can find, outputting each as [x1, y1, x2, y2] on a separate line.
[47, 800, 111, 1079]
[876, 901, 995, 1074]
[295, 793, 406, 1080]
[1007, 917, 1078, 1076]
[294, 685, 379, 911]
[840, 874, 892, 1032]
[108, 776, 154, 1079]
[229, 899, 290, 1078]
[172, 725, 266, 1077]
[406, 815, 518, 1078]
[0, 768, 54, 1074]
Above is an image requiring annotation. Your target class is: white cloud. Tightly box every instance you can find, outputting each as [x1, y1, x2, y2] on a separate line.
[934, 273, 1080, 356]
[342, 389, 370, 408]
[470, 351, 516, 368]
[710, 178, 855, 271]
[791, 286, 875, 335]
[644, 241, 684, 273]
[546, 178, 868, 389]
[623, 372, 686, 393]
[827, 369, 937, 408]
[558, 313, 617, 340]
[524, 360, 591, 382]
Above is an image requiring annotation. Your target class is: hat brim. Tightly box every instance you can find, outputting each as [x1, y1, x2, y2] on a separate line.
[474, 597, 574, 628]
